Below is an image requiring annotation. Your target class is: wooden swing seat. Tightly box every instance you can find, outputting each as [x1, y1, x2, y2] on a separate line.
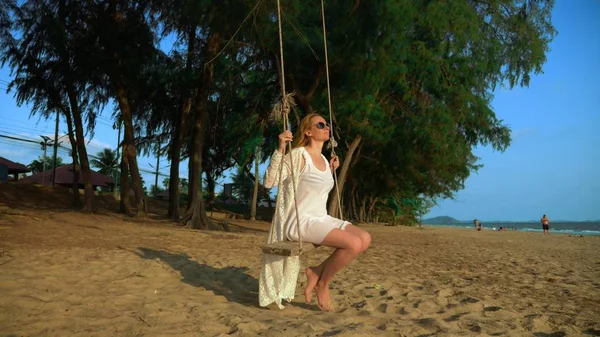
[262, 241, 317, 256]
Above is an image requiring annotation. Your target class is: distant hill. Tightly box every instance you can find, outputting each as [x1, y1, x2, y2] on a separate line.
[422, 216, 461, 224]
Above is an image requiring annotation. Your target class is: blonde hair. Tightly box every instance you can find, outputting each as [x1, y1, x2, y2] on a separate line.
[292, 113, 323, 148]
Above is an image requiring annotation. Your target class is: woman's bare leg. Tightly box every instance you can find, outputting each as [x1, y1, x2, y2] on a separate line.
[343, 225, 372, 252]
[305, 226, 371, 310]
[304, 266, 320, 303]
[304, 225, 371, 304]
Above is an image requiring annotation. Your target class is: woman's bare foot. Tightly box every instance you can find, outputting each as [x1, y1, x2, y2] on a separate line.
[314, 281, 331, 311]
[304, 267, 319, 303]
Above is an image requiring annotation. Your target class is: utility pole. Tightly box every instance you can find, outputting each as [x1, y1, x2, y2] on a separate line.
[40, 135, 53, 185]
[148, 140, 162, 197]
[51, 111, 60, 187]
[154, 141, 160, 196]
[114, 120, 122, 197]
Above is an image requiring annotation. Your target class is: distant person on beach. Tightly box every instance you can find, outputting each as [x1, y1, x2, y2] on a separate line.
[474, 219, 481, 231]
[541, 214, 550, 235]
[260, 113, 371, 311]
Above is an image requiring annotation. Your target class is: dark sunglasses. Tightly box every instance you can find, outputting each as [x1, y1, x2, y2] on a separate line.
[312, 122, 330, 129]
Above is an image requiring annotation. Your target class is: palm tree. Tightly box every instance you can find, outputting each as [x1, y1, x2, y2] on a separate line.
[27, 155, 64, 174]
[231, 167, 254, 205]
[90, 149, 119, 178]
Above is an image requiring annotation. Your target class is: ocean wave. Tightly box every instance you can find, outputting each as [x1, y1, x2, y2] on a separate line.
[424, 224, 600, 236]
[519, 228, 600, 235]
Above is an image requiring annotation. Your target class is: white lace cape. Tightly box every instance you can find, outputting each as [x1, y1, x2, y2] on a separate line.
[259, 148, 305, 309]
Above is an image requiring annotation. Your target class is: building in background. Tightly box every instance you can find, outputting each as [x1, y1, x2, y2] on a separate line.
[18, 164, 114, 191]
[0, 157, 31, 182]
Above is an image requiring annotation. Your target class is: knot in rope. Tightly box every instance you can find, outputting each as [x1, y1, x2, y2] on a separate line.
[271, 92, 296, 123]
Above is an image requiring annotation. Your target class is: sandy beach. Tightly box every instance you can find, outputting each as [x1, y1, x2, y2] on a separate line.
[1, 188, 599, 336]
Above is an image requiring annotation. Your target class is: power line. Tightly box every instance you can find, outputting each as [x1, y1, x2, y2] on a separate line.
[0, 133, 171, 177]
[0, 116, 53, 131]
[0, 123, 51, 136]
[1, 114, 115, 135]
[0, 133, 40, 144]
[0, 141, 42, 154]
[97, 115, 115, 124]
[0, 138, 42, 149]
[95, 120, 114, 128]
[0, 128, 36, 137]
[1, 116, 52, 127]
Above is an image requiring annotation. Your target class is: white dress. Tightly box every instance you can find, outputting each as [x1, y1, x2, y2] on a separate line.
[258, 147, 349, 309]
[285, 147, 349, 244]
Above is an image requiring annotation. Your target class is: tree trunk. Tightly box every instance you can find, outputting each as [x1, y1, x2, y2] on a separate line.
[119, 146, 130, 214]
[168, 24, 196, 220]
[293, 94, 314, 116]
[182, 32, 220, 230]
[66, 89, 94, 212]
[238, 164, 273, 209]
[63, 108, 81, 208]
[353, 196, 359, 221]
[101, 3, 147, 217]
[250, 144, 261, 221]
[359, 198, 366, 223]
[205, 170, 215, 209]
[328, 135, 362, 217]
[183, 107, 211, 229]
[113, 80, 147, 217]
[288, 64, 322, 116]
[350, 185, 359, 221]
[168, 123, 182, 219]
[367, 196, 378, 223]
[57, 0, 88, 210]
[113, 120, 121, 200]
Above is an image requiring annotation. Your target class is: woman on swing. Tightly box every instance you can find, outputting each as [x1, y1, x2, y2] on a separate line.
[262, 113, 371, 311]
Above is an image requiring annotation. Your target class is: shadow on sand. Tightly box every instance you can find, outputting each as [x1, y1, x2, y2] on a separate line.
[135, 247, 259, 307]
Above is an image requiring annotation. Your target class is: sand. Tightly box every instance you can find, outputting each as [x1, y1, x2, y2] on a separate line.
[1, 188, 599, 336]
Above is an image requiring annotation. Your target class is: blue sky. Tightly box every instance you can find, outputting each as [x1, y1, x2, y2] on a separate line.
[426, 1, 600, 221]
[0, 1, 598, 221]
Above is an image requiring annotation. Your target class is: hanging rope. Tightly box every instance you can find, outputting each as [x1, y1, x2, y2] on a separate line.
[320, 0, 344, 220]
[274, 0, 304, 253]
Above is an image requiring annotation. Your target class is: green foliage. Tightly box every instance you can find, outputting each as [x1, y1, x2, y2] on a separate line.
[90, 149, 119, 178]
[231, 167, 254, 205]
[1, 0, 557, 223]
[377, 195, 434, 226]
[27, 155, 64, 173]
[150, 184, 164, 197]
[162, 177, 188, 193]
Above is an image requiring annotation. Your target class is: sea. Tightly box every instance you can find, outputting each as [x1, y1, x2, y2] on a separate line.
[424, 221, 600, 236]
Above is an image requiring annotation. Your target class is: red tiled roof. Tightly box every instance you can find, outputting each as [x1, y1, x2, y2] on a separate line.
[0, 157, 31, 174]
[19, 164, 114, 187]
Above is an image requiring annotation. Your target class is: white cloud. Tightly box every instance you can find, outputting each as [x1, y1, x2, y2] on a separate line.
[0, 146, 40, 166]
[85, 138, 114, 153]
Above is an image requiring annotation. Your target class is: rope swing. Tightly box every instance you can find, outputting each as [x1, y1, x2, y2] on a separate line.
[262, 0, 344, 257]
